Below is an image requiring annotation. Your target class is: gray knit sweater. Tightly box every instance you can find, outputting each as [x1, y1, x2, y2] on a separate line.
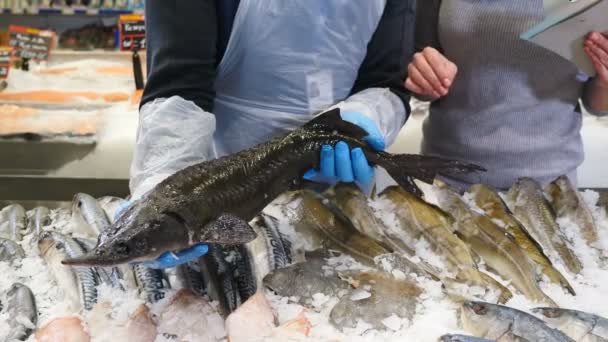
[416, 0, 588, 190]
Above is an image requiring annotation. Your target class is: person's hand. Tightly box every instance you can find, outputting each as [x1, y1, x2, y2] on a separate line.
[584, 32, 608, 85]
[114, 201, 208, 269]
[405, 47, 458, 100]
[303, 111, 383, 192]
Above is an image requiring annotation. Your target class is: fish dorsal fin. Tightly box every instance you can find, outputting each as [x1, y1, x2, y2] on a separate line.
[200, 214, 257, 244]
[305, 108, 368, 140]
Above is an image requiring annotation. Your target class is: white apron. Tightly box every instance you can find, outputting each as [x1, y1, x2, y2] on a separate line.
[212, 0, 387, 156]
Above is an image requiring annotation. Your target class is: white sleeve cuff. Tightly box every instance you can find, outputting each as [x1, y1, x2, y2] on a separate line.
[334, 88, 407, 146]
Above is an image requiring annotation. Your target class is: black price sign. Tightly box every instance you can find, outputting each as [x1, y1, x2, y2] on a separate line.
[119, 14, 146, 51]
[8, 25, 55, 61]
[0, 48, 11, 79]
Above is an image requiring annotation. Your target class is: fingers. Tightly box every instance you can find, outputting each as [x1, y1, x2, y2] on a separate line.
[319, 145, 336, 179]
[590, 54, 608, 81]
[584, 33, 608, 82]
[413, 50, 446, 95]
[586, 32, 608, 53]
[405, 47, 458, 99]
[351, 148, 374, 186]
[335, 141, 354, 182]
[422, 47, 458, 89]
[305, 142, 375, 192]
[405, 77, 425, 94]
[408, 63, 441, 98]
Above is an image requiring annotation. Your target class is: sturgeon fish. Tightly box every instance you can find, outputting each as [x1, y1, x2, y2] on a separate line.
[63, 109, 482, 266]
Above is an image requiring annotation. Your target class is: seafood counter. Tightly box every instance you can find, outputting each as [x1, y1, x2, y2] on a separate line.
[1, 176, 608, 341]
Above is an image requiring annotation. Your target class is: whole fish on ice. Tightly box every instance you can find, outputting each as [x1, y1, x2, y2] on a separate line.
[26, 206, 50, 236]
[505, 178, 583, 274]
[461, 301, 573, 342]
[435, 184, 556, 306]
[469, 184, 575, 295]
[380, 186, 512, 304]
[62, 109, 482, 266]
[0, 204, 26, 241]
[3, 283, 37, 342]
[38, 232, 98, 310]
[546, 176, 605, 260]
[329, 271, 422, 330]
[0, 238, 25, 262]
[263, 256, 351, 307]
[72, 193, 112, 237]
[532, 307, 608, 342]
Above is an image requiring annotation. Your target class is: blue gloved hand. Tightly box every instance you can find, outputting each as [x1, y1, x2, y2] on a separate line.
[114, 201, 209, 269]
[303, 111, 384, 191]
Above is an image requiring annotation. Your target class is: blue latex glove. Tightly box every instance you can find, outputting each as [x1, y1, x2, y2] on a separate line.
[114, 201, 209, 269]
[303, 111, 384, 191]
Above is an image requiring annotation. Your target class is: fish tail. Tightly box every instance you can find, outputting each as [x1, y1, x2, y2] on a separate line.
[544, 266, 576, 295]
[367, 152, 485, 197]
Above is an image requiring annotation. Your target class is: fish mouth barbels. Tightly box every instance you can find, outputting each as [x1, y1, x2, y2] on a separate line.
[61, 109, 483, 267]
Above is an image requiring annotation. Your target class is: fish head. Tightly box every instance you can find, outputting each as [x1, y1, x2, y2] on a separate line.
[461, 301, 509, 339]
[62, 201, 189, 266]
[262, 268, 295, 294]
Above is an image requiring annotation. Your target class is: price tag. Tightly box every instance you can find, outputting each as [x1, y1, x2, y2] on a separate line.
[8, 25, 55, 61]
[0, 47, 12, 79]
[119, 14, 146, 51]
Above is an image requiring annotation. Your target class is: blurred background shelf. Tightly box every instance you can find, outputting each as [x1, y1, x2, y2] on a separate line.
[2, 8, 137, 15]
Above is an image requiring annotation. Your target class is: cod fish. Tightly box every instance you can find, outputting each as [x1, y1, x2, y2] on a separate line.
[263, 256, 351, 307]
[0, 238, 25, 262]
[435, 185, 557, 306]
[469, 184, 575, 295]
[0, 204, 26, 241]
[62, 109, 482, 266]
[440, 335, 495, 342]
[292, 190, 393, 266]
[380, 186, 513, 304]
[38, 232, 98, 310]
[532, 307, 608, 342]
[323, 184, 440, 278]
[26, 206, 50, 236]
[156, 289, 226, 342]
[3, 283, 37, 342]
[72, 193, 112, 237]
[323, 183, 411, 254]
[546, 176, 603, 255]
[505, 178, 583, 274]
[461, 301, 573, 341]
[329, 271, 422, 330]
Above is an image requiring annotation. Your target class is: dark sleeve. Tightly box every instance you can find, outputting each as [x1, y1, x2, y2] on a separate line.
[415, 0, 442, 52]
[141, 0, 218, 112]
[349, 0, 417, 119]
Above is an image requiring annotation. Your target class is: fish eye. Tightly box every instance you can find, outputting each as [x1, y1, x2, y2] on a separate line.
[134, 240, 146, 250]
[472, 303, 487, 315]
[115, 242, 130, 255]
